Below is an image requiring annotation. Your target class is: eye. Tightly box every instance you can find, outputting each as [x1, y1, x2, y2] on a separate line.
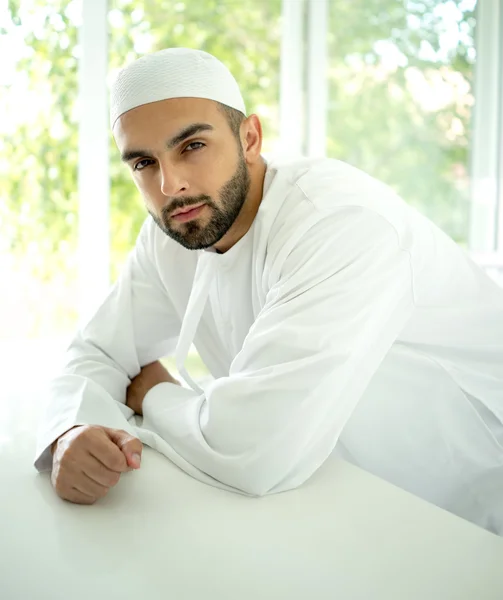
[134, 159, 155, 171]
[184, 141, 205, 152]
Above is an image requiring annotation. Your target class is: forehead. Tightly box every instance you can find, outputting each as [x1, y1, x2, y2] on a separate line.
[113, 97, 226, 149]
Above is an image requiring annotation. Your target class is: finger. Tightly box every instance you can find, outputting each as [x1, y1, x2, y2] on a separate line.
[121, 440, 142, 470]
[74, 472, 110, 499]
[105, 429, 143, 470]
[87, 431, 130, 473]
[61, 487, 97, 506]
[80, 454, 122, 488]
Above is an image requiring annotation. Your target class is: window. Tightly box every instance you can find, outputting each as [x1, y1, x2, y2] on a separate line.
[0, 0, 81, 339]
[326, 0, 476, 247]
[2, 0, 502, 352]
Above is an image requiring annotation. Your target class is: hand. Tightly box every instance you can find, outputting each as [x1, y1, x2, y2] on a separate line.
[126, 360, 180, 416]
[51, 425, 142, 505]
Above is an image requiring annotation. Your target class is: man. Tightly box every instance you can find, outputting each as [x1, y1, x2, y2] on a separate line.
[36, 48, 503, 534]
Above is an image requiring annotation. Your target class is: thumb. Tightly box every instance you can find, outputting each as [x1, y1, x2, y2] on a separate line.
[105, 428, 143, 470]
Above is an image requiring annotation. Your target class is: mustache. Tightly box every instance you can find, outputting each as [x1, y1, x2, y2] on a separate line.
[161, 195, 216, 220]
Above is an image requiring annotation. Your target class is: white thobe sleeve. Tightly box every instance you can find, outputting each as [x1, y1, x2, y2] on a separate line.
[34, 221, 181, 471]
[139, 207, 416, 496]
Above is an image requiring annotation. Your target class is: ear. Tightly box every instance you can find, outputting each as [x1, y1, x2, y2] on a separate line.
[242, 114, 263, 164]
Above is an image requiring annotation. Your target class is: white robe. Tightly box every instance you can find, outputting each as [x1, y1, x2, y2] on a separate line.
[35, 157, 503, 534]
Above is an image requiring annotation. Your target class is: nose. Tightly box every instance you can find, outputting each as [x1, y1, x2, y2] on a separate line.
[159, 159, 188, 197]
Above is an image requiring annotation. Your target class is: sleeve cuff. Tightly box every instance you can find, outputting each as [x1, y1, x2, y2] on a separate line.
[142, 381, 203, 436]
[33, 375, 137, 473]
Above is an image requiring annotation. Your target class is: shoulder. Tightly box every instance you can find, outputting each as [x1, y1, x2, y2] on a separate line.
[266, 155, 397, 203]
[261, 158, 420, 279]
[266, 156, 416, 234]
[293, 158, 411, 220]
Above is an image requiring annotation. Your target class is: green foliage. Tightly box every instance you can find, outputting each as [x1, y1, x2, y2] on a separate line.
[326, 0, 475, 243]
[1, 0, 79, 257]
[0, 0, 476, 336]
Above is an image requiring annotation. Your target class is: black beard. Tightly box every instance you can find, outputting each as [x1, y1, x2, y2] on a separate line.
[149, 152, 251, 250]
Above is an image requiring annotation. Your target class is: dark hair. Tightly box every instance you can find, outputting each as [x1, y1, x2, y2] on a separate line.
[217, 102, 246, 139]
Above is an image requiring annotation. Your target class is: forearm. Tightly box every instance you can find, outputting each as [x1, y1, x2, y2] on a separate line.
[126, 360, 181, 416]
[63, 333, 136, 406]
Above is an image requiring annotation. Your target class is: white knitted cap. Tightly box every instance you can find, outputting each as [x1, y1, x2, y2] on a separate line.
[110, 47, 247, 128]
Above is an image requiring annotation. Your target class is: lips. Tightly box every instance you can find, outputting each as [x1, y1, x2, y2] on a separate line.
[171, 202, 206, 218]
[171, 204, 206, 223]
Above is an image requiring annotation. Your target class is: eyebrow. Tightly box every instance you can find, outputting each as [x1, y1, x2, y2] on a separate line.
[121, 122, 215, 163]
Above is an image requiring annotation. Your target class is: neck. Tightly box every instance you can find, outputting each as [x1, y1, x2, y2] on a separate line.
[212, 156, 267, 254]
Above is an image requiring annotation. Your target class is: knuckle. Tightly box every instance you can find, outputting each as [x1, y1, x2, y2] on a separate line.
[125, 439, 142, 453]
[81, 425, 105, 442]
[74, 425, 94, 439]
[111, 455, 126, 471]
[81, 496, 97, 505]
[56, 485, 72, 501]
[94, 486, 109, 499]
[87, 425, 107, 440]
[108, 471, 121, 486]
[87, 424, 104, 433]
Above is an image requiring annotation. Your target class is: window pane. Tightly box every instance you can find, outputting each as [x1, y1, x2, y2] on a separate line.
[327, 0, 476, 246]
[0, 0, 81, 339]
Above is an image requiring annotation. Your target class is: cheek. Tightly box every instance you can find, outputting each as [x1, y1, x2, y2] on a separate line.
[202, 166, 232, 197]
[133, 174, 162, 210]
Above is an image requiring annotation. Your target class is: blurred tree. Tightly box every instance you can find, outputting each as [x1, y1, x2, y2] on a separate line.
[326, 0, 476, 243]
[1, 0, 80, 336]
[0, 0, 475, 337]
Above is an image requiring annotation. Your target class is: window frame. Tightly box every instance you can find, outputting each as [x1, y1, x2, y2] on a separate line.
[78, 0, 110, 323]
[470, 0, 503, 265]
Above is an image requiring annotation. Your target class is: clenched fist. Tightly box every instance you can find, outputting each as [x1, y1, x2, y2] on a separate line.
[51, 425, 142, 505]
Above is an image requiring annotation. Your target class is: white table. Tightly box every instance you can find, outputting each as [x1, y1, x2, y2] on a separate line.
[1, 388, 503, 600]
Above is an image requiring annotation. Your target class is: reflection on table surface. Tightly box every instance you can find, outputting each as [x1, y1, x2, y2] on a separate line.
[1, 341, 503, 600]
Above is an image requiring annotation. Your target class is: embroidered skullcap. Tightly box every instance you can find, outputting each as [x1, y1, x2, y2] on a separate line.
[110, 47, 246, 128]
